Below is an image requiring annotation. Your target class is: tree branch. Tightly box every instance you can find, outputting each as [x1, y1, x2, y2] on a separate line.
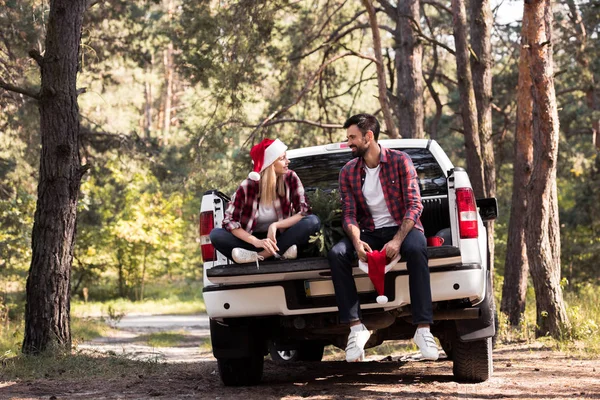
[0, 79, 40, 100]
[253, 118, 344, 129]
[28, 49, 44, 67]
[86, 0, 102, 9]
[556, 86, 586, 97]
[327, 74, 377, 100]
[244, 52, 357, 146]
[400, 13, 456, 55]
[290, 7, 370, 61]
[377, 0, 397, 16]
[422, 0, 452, 15]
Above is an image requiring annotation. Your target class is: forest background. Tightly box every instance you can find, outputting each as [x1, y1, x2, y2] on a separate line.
[0, 0, 599, 350]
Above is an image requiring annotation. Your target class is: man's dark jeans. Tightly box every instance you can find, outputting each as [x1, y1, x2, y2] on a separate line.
[328, 226, 433, 325]
[210, 214, 321, 262]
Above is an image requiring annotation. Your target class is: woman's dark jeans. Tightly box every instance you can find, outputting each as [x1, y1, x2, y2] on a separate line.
[327, 227, 433, 325]
[210, 214, 321, 262]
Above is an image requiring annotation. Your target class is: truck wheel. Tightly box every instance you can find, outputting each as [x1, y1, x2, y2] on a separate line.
[217, 354, 264, 386]
[452, 337, 493, 383]
[269, 341, 325, 362]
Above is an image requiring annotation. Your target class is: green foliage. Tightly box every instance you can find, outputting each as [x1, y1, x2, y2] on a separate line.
[495, 279, 600, 356]
[306, 190, 344, 256]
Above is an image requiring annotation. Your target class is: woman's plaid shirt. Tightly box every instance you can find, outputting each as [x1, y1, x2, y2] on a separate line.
[222, 170, 311, 233]
[339, 146, 424, 232]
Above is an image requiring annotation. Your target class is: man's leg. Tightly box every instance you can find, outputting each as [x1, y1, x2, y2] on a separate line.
[328, 231, 388, 362]
[401, 228, 439, 360]
[328, 237, 360, 324]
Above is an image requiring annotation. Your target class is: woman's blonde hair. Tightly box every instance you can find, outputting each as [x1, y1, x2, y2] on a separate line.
[259, 163, 285, 205]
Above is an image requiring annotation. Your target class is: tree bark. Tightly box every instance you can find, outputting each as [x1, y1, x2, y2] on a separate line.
[451, 0, 485, 198]
[470, 0, 496, 273]
[393, 0, 425, 138]
[362, 0, 399, 139]
[501, 8, 533, 326]
[524, 0, 570, 338]
[22, 0, 87, 354]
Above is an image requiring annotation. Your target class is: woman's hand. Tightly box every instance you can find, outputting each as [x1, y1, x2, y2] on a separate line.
[267, 222, 279, 244]
[253, 237, 279, 255]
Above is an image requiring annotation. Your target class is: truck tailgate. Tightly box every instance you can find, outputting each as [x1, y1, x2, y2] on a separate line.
[206, 246, 461, 285]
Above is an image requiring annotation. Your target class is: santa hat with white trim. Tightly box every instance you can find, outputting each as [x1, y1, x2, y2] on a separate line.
[248, 138, 288, 181]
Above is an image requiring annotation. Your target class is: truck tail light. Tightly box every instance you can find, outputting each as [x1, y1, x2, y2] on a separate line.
[199, 211, 216, 262]
[456, 187, 478, 239]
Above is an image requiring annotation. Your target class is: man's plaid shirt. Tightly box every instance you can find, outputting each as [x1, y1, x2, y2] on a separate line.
[222, 170, 311, 233]
[339, 146, 424, 233]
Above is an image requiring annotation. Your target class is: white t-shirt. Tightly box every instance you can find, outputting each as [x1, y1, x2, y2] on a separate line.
[363, 165, 397, 229]
[254, 202, 278, 233]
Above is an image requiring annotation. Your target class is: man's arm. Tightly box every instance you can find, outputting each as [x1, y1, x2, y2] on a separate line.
[385, 218, 415, 260]
[385, 152, 422, 260]
[339, 165, 371, 262]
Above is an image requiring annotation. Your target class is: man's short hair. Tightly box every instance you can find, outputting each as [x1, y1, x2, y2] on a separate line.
[343, 114, 380, 141]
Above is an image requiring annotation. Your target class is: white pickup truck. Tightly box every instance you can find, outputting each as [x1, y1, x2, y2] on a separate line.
[199, 139, 498, 386]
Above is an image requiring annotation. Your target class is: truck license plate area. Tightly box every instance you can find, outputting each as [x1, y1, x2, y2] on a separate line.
[304, 276, 375, 297]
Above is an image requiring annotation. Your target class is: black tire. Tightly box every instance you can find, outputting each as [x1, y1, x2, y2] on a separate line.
[452, 337, 493, 383]
[217, 354, 264, 386]
[269, 341, 325, 363]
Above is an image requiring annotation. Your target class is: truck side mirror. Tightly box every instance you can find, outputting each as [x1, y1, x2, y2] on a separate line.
[476, 197, 498, 221]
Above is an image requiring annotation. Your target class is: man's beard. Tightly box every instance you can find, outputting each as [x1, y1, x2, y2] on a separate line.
[350, 142, 368, 158]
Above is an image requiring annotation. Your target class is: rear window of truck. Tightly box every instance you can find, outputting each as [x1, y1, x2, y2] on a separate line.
[289, 148, 447, 197]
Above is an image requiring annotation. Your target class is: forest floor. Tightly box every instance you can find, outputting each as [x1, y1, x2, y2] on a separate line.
[1, 315, 599, 400]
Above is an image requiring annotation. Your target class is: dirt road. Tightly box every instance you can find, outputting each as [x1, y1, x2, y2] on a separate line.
[1, 315, 599, 399]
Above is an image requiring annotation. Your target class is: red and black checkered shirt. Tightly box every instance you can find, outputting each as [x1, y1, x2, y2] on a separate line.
[222, 170, 311, 233]
[339, 146, 424, 233]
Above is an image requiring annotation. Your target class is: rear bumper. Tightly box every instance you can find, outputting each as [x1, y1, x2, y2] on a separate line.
[204, 264, 485, 319]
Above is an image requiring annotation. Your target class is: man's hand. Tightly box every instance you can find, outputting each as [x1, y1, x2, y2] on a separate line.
[384, 238, 401, 261]
[355, 241, 373, 262]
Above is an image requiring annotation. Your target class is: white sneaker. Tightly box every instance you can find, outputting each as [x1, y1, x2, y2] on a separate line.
[345, 325, 371, 362]
[231, 248, 264, 267]
[282, 245, 297, 260]
[413, 327, 439, 361]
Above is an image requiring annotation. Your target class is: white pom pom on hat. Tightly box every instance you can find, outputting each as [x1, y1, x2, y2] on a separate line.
[248, 171, 261, 181]
[248, 138, 288, 181]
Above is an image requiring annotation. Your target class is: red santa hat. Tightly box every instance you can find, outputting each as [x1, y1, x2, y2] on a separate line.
[248, 138, 288, 181]
[358, 250, 400, 304]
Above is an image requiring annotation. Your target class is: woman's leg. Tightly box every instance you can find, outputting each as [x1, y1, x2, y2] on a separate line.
[275, 214, 321, 255]
[209, 228, 260, 261]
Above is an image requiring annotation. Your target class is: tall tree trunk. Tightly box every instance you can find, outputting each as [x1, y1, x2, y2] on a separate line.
[470, 0, 496, 273]
[362, 0, 399, 139]
[162, 43, 174, 145]
[394, 0, 424, 138]
[501, 10, 534, 326]
[451, 0, 485, 198]
[524, 0, 570, 338]
[22, 0, 87, 355]
[162, 0, 175, 145]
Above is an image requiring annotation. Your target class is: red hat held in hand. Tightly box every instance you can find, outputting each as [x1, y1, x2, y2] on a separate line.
[359, 249, 400, 305]
[248, 138, 288, 181]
